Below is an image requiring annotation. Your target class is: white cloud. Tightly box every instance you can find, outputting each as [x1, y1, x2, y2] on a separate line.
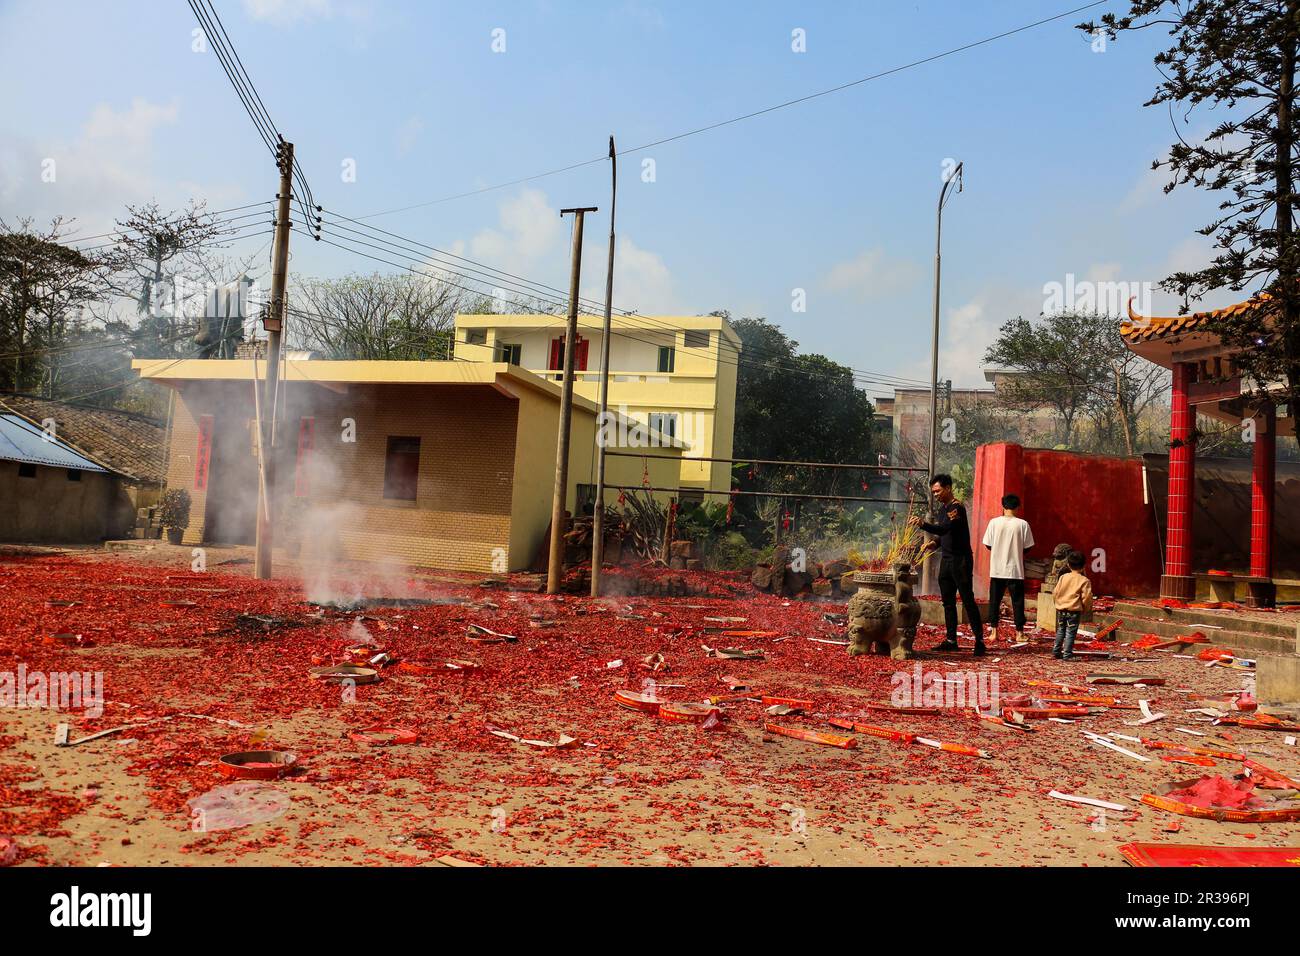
[0, 98, 191, 235]
[395, 115, 424, 158]
[242, 0, 336, 25]
[822, 246, 921, 301]
[609, 235, 674, 313]
[466, 187, 563, 272]
[1084, 261, 1122, 284]
[621, 1, 666, 30]
[436, 188, 676, 314]
[900, 283, 1044, 389]
[1119, 163, 1170, 213]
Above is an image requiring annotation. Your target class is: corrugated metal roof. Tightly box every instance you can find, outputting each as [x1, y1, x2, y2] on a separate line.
[0, 415, 110, 473]
[0, 394, 164, 482]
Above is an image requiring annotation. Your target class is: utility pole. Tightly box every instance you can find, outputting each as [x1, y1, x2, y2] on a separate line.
[927, 160, 962, 487]
[546, 205, 598, 595]
[591, 136, 617, 598]
[923, 160, 961, 598]
[254, 137, 294, 580]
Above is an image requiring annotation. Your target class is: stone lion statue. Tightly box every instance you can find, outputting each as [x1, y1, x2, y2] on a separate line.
[847, 563, 919, 660]
[1043, 543, 1073, 593]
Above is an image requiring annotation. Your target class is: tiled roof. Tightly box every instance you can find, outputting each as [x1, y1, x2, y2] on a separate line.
[1120, 294, 1272, 343]
[0, 394, 165, 483]
[0, 415, 109, 472]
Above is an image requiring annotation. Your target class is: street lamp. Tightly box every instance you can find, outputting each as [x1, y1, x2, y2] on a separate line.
[927, 160, 963, 487]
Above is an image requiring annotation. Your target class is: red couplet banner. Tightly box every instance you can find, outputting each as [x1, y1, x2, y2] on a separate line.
[295, 417, 315, 497]
[194, 415, 214, 492]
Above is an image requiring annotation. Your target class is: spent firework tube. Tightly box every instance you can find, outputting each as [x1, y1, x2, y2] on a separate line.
[764, 723, 857, 749]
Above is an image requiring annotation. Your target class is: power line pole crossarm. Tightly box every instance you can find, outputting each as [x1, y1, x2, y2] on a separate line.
[254, 138, 294, 580]
[546, 205, 598, 595]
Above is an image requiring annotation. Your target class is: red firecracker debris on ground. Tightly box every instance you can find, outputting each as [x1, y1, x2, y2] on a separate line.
[1, 547, 1297, 867]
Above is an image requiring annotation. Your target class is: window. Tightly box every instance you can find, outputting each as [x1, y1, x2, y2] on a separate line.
[498, 343, 522, 365]
[67, 469, 82, 482]
[648, 412, 678, 439]
[383, 436, 421, 501]
[548, 336, 588, 371]
[683, 329, 710, 349]
[464, 329, 486, 346]
[18, 463, 36, 478]
[657, 346, 676, 373]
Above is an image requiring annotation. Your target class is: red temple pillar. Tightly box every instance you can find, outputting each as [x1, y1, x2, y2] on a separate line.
[1247, 403, 1277, 607]
[1161, 361, 1196, 600]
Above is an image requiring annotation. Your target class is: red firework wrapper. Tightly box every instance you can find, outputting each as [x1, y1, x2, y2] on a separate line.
[765, 723, 857, 749]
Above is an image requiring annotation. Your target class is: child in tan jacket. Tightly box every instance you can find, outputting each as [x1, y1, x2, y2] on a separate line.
[1053, 550, 1093, 661]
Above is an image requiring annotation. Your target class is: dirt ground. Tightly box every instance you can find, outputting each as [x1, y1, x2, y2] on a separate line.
[2, 544, 1297, 867]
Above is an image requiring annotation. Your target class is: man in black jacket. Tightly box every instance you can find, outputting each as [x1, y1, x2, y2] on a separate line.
[909, 473, 986, 656]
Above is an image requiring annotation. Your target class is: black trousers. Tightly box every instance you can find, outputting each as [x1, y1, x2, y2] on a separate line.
[987, 577, 1026, 632]
[937, 553, 983, 643]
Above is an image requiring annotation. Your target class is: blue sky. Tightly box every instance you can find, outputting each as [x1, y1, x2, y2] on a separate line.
[0, 0, 1240, 395]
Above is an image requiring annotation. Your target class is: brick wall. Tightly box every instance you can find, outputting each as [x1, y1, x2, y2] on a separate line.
[167, 382, 519, 572]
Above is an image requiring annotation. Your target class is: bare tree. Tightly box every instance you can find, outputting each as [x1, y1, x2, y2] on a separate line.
[288, 272, 497, 359]
[0, 216, 119, 395]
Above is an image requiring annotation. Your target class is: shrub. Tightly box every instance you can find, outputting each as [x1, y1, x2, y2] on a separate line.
[703, 531, 760, 571]
[159, 488, 192, 530]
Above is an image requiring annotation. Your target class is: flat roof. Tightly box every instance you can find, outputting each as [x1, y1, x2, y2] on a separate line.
[132, 358, 687, 448]
[454, 313, 743, 349]
[133, 357, 591, 400]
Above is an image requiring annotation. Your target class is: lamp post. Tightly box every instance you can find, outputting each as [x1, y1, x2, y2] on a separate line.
[927, 160, 963, 486]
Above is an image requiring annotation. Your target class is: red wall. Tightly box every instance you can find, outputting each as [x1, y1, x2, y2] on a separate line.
[971, 443, 1161, 598]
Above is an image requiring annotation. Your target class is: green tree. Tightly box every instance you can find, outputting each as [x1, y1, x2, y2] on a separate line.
[728, 315, 876, 497]
[983, 311, 1166, 453]
[983, 312, 1112, 447]
[0, 217, 118, 395]
[1083, 1, 1300, 411]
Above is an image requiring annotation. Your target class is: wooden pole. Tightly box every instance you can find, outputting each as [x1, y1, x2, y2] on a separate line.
[591, 137, 617, 598]
[546, 205, 597, 594]
[254, 138, 294, 580]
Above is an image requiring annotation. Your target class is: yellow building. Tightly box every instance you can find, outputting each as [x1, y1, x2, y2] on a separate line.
[132, 358, 682, 573]
[453, 313, 740, 499]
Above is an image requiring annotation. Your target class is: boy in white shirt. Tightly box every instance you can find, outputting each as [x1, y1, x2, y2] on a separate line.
[982, 494, 1035, 639]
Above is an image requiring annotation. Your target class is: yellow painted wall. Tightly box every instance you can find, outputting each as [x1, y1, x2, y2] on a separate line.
[160, 371, 682, 574]
[454, 314, 738, 494]
[168, 382, 516, 572]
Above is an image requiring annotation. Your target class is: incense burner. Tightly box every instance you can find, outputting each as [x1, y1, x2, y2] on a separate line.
[846, 563, 920, 660]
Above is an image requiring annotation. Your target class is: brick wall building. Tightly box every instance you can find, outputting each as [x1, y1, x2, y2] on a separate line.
[135, 358, 682, 572]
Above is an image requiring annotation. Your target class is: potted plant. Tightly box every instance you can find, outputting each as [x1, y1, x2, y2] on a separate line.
[160, 488, 191, 545]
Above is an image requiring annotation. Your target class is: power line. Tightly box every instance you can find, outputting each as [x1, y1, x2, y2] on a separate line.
[187, 0, 320, 236]
[306, 219, 927, 392]
[187, 0, 276, 154]
[300, 223, 931, 393]
[305, 211, 931, 389]
[47, 201, 274, 248]
[354, 1, 1108, 220]
[66, 211, 274, 254]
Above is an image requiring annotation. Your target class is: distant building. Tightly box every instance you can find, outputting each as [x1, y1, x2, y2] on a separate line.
[0, 394, 166, 489]
[874, 370, 1060, 470]
[453, 313, 740, 498]
[0, 395, 162, 542]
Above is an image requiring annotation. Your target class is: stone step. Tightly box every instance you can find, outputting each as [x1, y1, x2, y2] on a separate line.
[1094, 609, 1296, 658]
[1110, 600, 1299, 640]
